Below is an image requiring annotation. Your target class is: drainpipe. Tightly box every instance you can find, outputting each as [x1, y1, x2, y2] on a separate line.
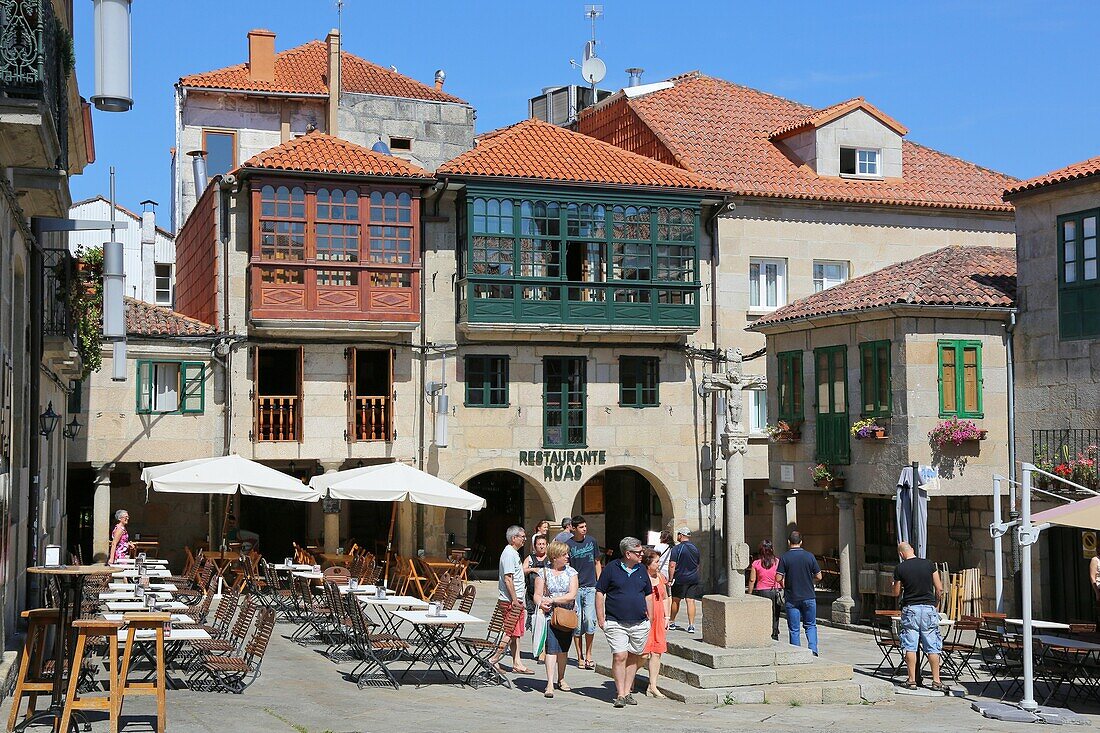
[1005, 310, 1021, 614]
[25, 227, 44, 605]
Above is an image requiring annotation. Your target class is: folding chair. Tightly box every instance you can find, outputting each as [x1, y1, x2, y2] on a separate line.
[344, 594, 409, 689]
[190, 608, 276, 694]
[871, 611, 902, 678]
[457, 603, 522, 689]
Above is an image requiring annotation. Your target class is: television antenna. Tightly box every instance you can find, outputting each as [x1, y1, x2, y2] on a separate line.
[579, 5, 605, 89]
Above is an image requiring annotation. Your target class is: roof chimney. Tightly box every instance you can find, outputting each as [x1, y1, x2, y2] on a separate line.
[187, 150, 208, 198]
[326, 28, 340, 135]
[247, 29, 276, 83]
[626, 68, 644, 88]
[434, 69, 446, 91]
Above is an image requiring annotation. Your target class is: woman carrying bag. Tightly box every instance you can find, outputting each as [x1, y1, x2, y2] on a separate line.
[533, 540, 579, 698]
[524, 534, 551, 661]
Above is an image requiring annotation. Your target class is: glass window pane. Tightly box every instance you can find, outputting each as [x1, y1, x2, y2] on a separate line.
[749, 263, 760, 306]
[765, 263, 777, 306]
[1065, 220, 1076, 242]
[1066, 262, 1077, 283]
[1086, 260, 1098, 281]
[1085, 217, 1096, 238]
[1085, 237, 1097, 260]
[204, 132, 235, 178]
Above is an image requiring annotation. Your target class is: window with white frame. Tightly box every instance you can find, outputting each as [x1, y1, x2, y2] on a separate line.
[749, 389, 767, 434]
[749, 258, 786, 310]
[154, 264, 173, 306]
[813, 260, 849, 292]
[840, 147, 880, 177]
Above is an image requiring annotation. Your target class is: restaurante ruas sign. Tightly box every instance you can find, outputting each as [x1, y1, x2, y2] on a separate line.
[519, 450, 607, 481]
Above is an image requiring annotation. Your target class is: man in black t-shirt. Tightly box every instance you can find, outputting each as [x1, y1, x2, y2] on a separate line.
[668, 527, 702, 634]
[776, 531, 822, 654]
[892, 542, 945, 691]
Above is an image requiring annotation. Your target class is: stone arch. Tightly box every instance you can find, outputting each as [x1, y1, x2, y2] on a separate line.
[446, 460, 554, 516]
[570, 458, 680, 525]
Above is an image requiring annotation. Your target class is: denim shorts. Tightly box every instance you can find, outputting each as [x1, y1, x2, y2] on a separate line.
[899, 604, 943, 655]
[574, 586, 597, 636]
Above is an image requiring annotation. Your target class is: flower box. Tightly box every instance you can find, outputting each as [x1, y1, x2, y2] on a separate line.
[771, 430, 801, 444]
[929, 418, 986, 450]
[814, 477, 846, 490]
[855, 427, 888, 441]
[765, 421, 803, 444]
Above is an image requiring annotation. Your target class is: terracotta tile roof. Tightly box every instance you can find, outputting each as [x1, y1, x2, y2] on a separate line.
[769, 96, 908, 140]
[580, 73, 1016, 212]
[1004, 154, 1100, 198]
[437, 118, 721, 192]
[126, 297, 216, 337]
[179, 40, 465, 104]
[241, 131, 433, 179]
[748, 246, 1016, 330]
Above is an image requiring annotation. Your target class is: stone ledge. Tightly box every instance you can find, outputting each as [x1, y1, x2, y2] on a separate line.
[666, 637, 815, 668]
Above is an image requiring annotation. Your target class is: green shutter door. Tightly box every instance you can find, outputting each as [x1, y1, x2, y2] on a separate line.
[180, 362, 206, 414]
[543, 357, 586, 448]
[815, 346, 850, 465]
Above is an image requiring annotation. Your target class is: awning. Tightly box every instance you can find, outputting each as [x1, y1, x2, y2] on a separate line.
[1031, 494, 1100, 531]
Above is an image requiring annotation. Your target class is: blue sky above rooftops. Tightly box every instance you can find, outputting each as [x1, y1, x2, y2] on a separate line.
[71, 0, 1099, 224]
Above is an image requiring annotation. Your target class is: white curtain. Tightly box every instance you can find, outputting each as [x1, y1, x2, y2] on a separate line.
[153, 363, 179, 412]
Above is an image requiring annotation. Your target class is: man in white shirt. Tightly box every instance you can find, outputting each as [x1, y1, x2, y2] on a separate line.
[495, 525, 532, 674]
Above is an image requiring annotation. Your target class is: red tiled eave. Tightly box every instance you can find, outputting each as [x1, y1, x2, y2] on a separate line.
[748, 246, 1016, 330]
[437, 118, 723, 192]
[579, 74, 1017, 213]
[770, 97, 908, 140]
[179, 40, 466, 105]
[1004, 154, 1100, 198]
[241, 132, 433, 179]
[126, 298, 216, 337]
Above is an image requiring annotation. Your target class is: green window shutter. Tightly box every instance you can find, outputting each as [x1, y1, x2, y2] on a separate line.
[937, 340, 983, 419]
[180, 362, 205, 414]
[858, 340, 891, 417]
[1057, 209, 1100, 340]
[776, 350, 803, 423]
[619, 356, 659, 407]
[136, 360, 152, 414]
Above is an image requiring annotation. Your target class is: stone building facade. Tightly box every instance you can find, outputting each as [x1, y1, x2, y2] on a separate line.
[1005, 157, 1100, 623]
[750, 246, 1018, 622]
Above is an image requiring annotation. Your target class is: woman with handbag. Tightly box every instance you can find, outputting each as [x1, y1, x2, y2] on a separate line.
[748, 539, 782, 640]
[533, 540, 579, 698]
[642, 549, 668, 698]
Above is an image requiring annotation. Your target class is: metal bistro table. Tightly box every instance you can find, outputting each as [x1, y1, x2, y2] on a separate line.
[1035, 634, 1100, 705]
[392, 609, 483, 686]
[17, 564, 116, 733]
[358, 594, 428, 638]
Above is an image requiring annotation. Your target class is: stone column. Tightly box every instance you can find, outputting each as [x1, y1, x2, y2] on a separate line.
[91, 463, 114, 563]
[767, 488, 795, 549]
[722, 432, 749, 595]
[831, 492, 858, 624]
[320, 463, 343, 553]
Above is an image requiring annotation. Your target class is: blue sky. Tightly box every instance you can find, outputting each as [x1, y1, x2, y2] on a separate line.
[72, 0, 1098, 222]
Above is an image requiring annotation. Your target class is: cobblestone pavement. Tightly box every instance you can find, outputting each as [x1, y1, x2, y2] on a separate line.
[5, 583, 1095, 732]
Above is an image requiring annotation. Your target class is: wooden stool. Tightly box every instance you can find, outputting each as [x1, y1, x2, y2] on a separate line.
[118, 612, 170, 733]
[59, 618, 123, 733]
[6, 608, 58, 732]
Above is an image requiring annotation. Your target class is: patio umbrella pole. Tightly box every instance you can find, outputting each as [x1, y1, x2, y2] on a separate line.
[909, 460, 922, 686]
[384, 500, 398, 583]
[1019, 463, 1037, 711]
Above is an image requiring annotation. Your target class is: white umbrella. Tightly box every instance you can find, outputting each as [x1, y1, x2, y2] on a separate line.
[309, 462, 485, 575]
[310, 462, 486, 510]
[141, 454, 321, 502]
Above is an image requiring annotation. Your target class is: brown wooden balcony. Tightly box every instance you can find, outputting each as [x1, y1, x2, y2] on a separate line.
[353, 396, 391, 442]
[250, 264, 419, 324]
[256, 395, 299, 442]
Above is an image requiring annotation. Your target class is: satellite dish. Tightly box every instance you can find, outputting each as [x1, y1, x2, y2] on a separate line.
[584, 40, 597, 61]
[581, 56, 606, 85]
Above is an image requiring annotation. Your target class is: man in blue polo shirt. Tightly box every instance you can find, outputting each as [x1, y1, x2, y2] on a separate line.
[596, 535, 652, 708]
[776, 530, 822, 655]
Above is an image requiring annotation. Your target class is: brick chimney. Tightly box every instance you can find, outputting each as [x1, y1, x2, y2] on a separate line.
[326, 29, 340, 135]
[247, 29, 276, 83]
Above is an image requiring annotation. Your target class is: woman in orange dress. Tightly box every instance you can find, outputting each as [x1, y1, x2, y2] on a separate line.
[642, 548, 668, 698]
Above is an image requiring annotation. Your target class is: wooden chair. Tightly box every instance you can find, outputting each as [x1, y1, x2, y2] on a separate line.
[344, 594, 408, 689]
[118, 612, 170, 733]
[405, 557, 429, 599]
[191, 608, 276, 693]
[59, 618, 123, 733]
[6, 608, 58, 731]
[942, 615, 982, 681]
[457, 602, 522, 689]
[188, 597, 257, 661]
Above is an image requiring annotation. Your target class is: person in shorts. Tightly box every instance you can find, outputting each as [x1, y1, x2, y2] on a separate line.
[667, 527, 702, 634]
[596, 536, 653, 708]
[892, 542, 945, 691]
[494, 525, 533, 675]
[565, 515, 601, 669]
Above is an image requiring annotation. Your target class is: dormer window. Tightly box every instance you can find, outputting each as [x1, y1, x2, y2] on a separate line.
[840, 147, 880, 177]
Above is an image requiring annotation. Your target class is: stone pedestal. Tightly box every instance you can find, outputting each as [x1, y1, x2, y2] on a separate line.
[701, 593, 773, 649]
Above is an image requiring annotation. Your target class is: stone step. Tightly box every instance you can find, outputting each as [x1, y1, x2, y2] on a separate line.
[666, 637, 815, 668]
[602, 665, 895, 705]
[644, 652, 853, 689]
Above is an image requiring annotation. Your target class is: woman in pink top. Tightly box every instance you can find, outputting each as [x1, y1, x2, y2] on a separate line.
[748, 540, 781, 640]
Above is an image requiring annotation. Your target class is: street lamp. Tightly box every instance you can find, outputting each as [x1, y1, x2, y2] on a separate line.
[39, 402, 61, 438]
[63, 415, 82, 441]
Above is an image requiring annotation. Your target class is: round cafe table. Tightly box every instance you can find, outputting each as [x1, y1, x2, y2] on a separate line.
[18, 564, 115, 732]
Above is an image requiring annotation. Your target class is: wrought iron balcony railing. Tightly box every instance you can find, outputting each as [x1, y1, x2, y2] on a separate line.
[1032, 429, 1100, 494]
[42, 247, 74, 343]
[0, 0, 70, 169]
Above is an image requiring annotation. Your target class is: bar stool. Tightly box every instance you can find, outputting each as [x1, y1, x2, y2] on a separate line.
[6, 608, 58, 732]
[59, 618, 123, 733]
[117, 612, 170, 733]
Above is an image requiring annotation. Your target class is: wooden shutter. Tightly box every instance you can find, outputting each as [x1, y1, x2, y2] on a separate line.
[251, 347, 259, 442]
[180, 362, 205, 414]
[347, 347, 357, 443]
[136, 360, 153, 414]
[387, 348, 394, 442]
[938, 343, 956, 415]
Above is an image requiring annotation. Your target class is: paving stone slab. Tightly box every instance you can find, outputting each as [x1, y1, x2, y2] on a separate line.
[774, 660, 853, 684]
[1037, 706, 1092, 726]
[971, 701, 1041, 723]
[859, 678, 897, 703]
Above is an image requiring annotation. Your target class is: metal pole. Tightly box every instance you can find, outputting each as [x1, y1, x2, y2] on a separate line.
[993, 476, 1004, 614]
[1019, 463, 1037, 711]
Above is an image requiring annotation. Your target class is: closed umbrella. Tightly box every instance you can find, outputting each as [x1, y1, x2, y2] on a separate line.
[309, 462, 486, 574]
[896, 465, 936, 558]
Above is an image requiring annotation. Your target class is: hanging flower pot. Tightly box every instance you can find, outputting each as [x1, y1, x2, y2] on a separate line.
[851, 417, 887, 441]
[765, 420, 802, 443]
[929, 417, 986, 450]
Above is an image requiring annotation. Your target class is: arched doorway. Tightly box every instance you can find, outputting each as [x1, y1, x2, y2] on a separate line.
[465, 471, 526, 572]
[571, 468, 665, 559]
